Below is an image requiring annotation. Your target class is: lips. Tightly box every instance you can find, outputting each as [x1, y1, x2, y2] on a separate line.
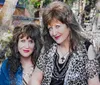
[23, 50, 30, 53]
[54, 35, 61, 40]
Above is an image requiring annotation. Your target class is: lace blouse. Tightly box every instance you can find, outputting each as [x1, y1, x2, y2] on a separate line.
[36, 42, 99, 85]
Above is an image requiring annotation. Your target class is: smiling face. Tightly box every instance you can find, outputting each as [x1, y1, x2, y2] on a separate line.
[18, 36, 35, 58]
[48, 18, 70, 45]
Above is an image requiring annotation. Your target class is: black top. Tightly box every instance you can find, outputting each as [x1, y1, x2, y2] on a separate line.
[50, 52, 70, 85]
[37, 42, 99, 85]
[50, 40, 92, 85]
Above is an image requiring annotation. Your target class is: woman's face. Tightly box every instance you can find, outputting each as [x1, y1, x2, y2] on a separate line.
[18, 36, 35, 58]
[48, 18, 70, 45]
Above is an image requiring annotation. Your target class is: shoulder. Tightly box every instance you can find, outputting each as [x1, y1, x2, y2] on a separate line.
[84, 40, 92, 51]
[87, 45, 96, 60]
[36, 43, 57, 70]
[0, 59, 11, 85]
[83, 40, 96, 60]
[0, 59, 9, 75]
[81, 40, 96, 60]
[42, 43, 57, 57]
[1, 59, 8, 69]
[77, 40, 92, 51]
[46, 43, 57, 54]
[0, 59, 9, 80]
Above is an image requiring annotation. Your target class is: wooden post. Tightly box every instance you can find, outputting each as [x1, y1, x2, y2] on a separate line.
[0, 0, 18, 25]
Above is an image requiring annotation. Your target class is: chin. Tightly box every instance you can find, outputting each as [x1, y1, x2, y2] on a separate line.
[55, 41, 62, 44]
[21, 54, 31, 58]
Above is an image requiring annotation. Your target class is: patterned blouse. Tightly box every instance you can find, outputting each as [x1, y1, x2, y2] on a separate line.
[36, 42, 99, 85]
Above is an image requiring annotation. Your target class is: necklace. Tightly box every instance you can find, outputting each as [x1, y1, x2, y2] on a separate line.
[58, 46, 69, 63]
[61, 57, 65, 62]
[23, 66, 34, 78]
[60, 52, 69, 62]
[23, 66, 34, 84]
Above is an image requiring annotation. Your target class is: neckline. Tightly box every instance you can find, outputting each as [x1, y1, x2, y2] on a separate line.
[57, 45, 70, 63]
[55, 52, 69, 71]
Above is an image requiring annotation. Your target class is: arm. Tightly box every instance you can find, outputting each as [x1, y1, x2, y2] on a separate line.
[0, 59, 10, 85]
[29, 49, 46, 85]
[86, 45, 100, 85]
[29, 66, 43, 85]
[88, 77, 100, 85]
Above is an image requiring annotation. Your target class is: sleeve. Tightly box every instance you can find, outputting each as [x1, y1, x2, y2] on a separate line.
[36, 52, 46, 72]
[85, 45, 100, 79]
[0, 65, 5, 85]
[0, 59, 10, 85]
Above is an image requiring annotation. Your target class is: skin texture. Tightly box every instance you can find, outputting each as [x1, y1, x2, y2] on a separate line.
[18, 36, 35, 58]
[48, 18, 70, 45]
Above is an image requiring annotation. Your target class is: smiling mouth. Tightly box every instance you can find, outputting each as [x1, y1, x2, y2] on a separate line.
[55, 35, 61, 40]
[23, 50, 30, 53]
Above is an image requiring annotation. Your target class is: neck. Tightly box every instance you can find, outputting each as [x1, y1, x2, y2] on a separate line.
[59, 41, 70, 52]
[21, 57, 34, 84]
[21, 57, 33, 68]
[57, 42, 70, 64]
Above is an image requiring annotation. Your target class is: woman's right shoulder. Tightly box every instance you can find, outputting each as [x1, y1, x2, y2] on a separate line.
[1, 59, 8, 69]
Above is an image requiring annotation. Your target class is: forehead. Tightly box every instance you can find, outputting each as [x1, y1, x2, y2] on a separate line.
[48, 18, 63, 26]
[19, 36, 33, 41]
[19, 33, 32, 40]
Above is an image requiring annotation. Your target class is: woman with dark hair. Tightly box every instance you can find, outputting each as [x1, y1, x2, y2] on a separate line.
[29, 1, 100, 85]
[0, 24, 42, 85]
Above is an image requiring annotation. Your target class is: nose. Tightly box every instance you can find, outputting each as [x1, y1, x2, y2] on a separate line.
[52, 28, 57, 36]
[25, 41, 29, 48]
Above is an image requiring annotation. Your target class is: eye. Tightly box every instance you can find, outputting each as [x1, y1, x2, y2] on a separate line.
[55, 25, 60, 29]
[20, 39, 25, 42]
[29, 40, 34, 43]
[48, 27, 53, 31]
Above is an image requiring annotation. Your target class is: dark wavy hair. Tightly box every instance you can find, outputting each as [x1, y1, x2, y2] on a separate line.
[42, 1, 85, 51]
[7, 24, 42, 84]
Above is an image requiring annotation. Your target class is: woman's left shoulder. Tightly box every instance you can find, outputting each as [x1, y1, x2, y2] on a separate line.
[84, 40, 92, 51]
[79, 40, 92, 51]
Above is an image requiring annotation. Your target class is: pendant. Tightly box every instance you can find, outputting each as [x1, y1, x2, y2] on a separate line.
[61, 57, 65, 62]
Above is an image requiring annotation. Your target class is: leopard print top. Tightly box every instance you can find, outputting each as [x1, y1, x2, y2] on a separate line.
[36, 42, 99, 85]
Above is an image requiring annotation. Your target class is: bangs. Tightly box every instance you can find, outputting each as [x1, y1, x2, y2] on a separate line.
[43, 9, 64, 26]
[19, 33, 30, 39]
[19, 32, 35, 40]
[18, 24, 40, 40]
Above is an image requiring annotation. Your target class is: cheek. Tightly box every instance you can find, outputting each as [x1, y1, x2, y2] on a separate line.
[30, 44, 35, 50]
[18, 42, 24, 49]
[66, 30, 70, 36]
[64, 28, 70, 35]
[49, 31, 53, 37]
[18, 44, 22, 53]
[49, 32, 52, 37]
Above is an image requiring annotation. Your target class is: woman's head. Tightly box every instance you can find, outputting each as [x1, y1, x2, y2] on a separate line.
[47, 18, 70, 45]
[8, 24, 42, 73]
[18, 35, 35, 58]
[13, 24, 42, 58]
[42, 1, 84, 50]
